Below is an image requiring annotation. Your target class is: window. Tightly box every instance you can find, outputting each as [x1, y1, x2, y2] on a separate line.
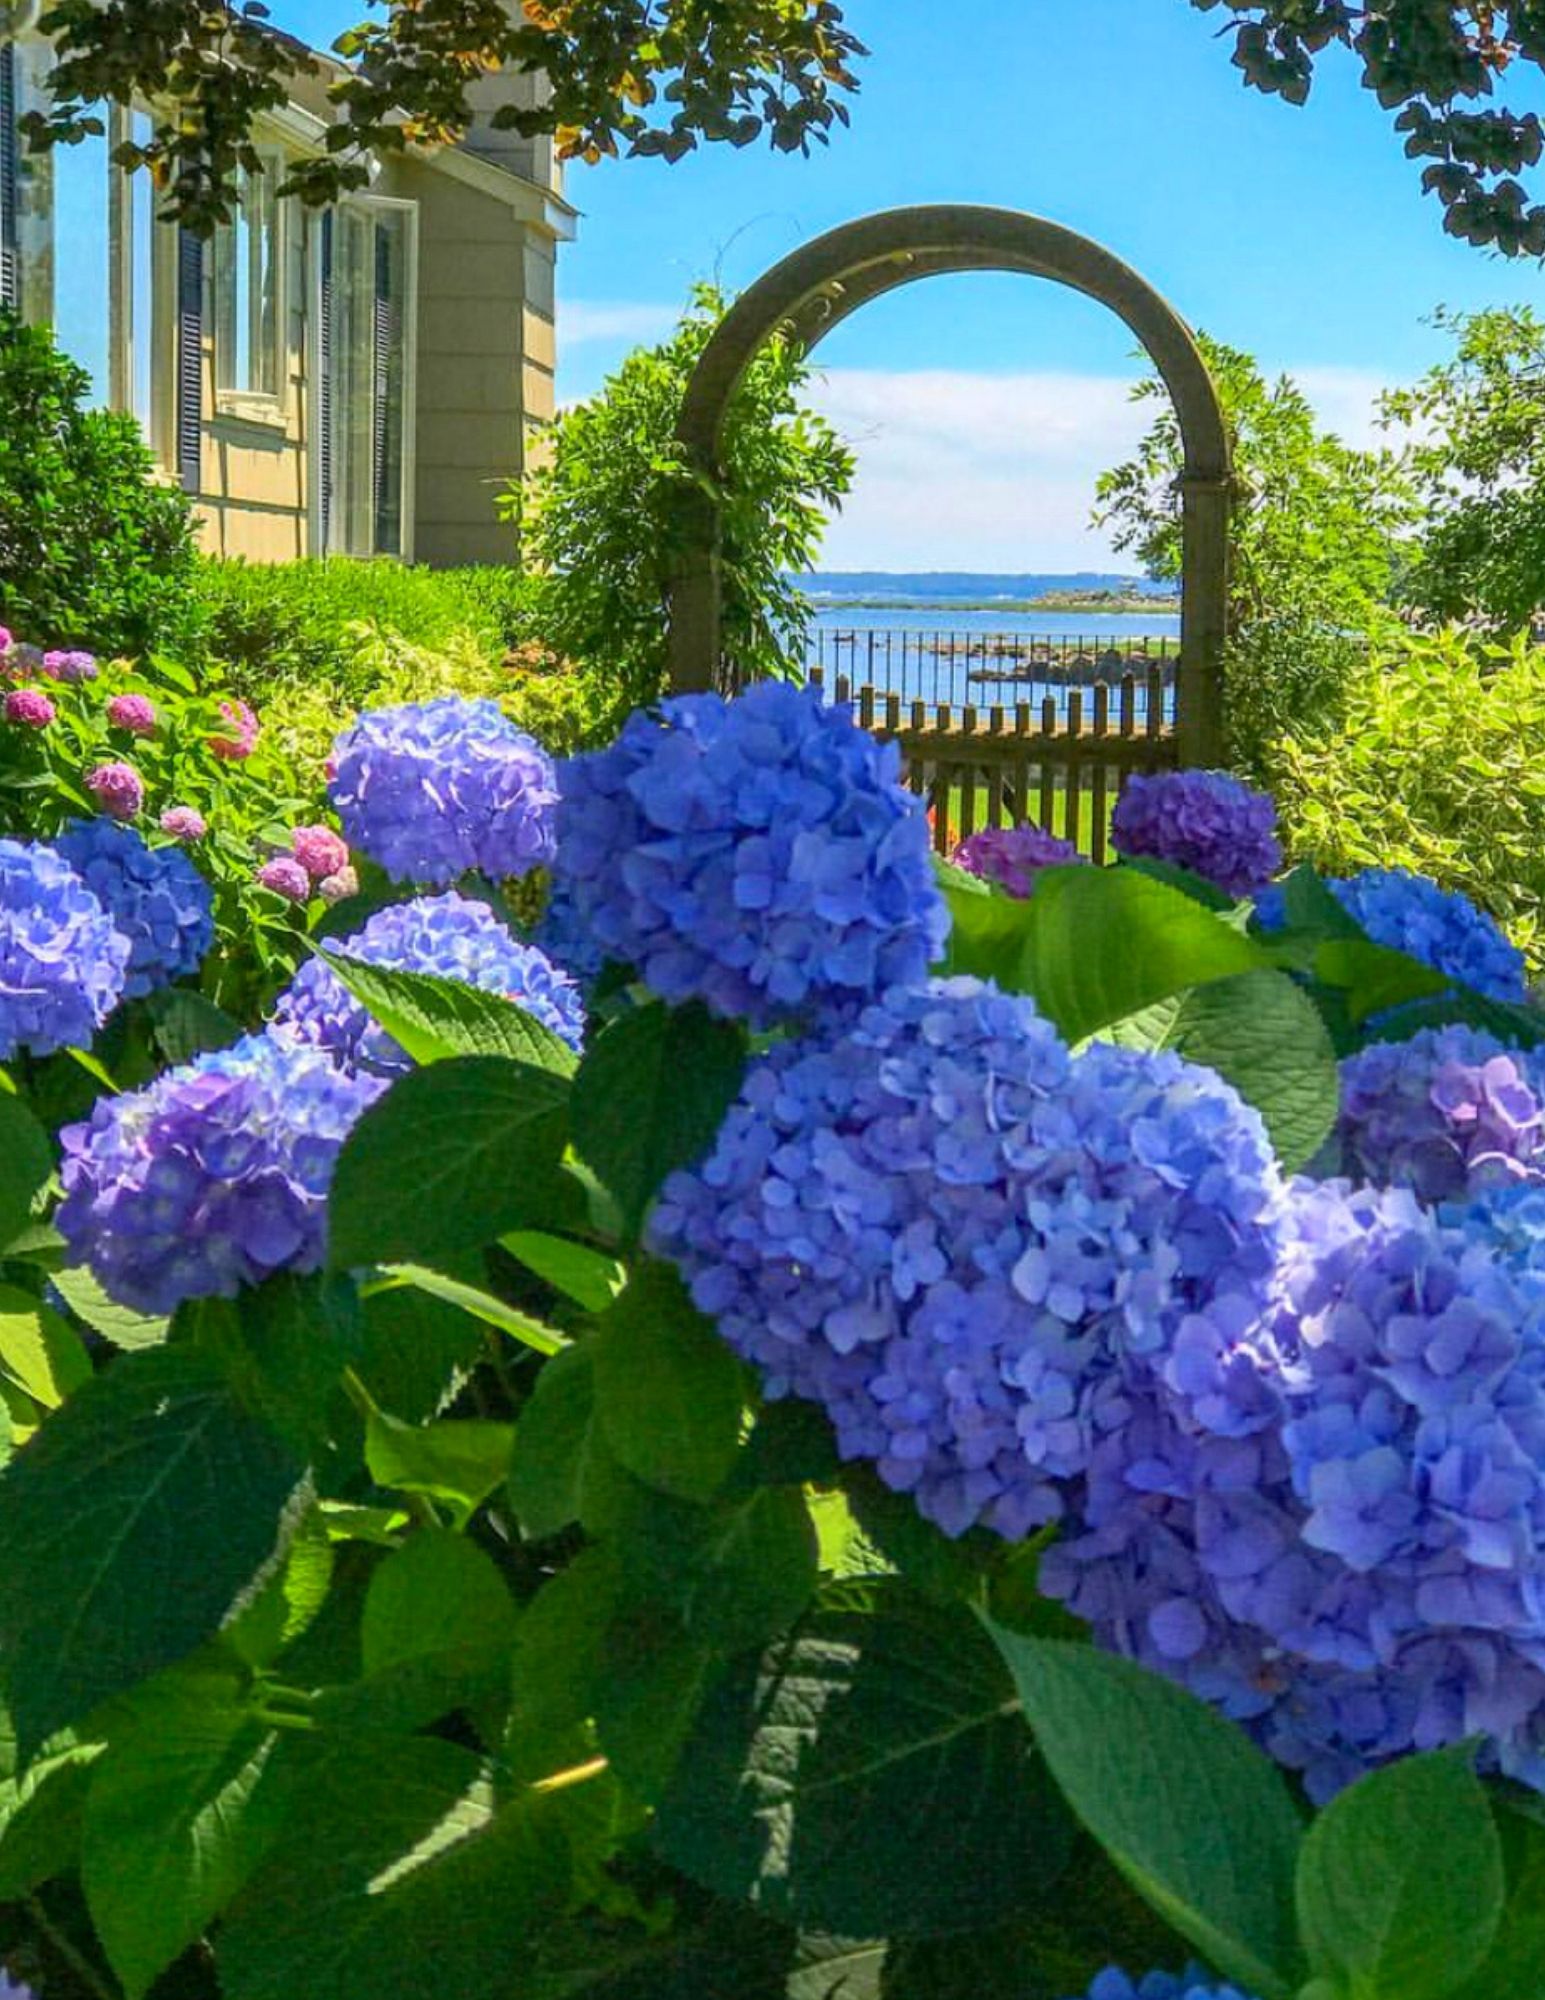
[322, 199, 415, 558]
[213, 155, 283, 404]
[6, 52, 170, 462]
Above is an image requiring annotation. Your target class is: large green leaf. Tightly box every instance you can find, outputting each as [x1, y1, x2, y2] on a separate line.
[81, 1667, 286, 2000]
[143, 988, 244, 1066]
[319, 951, 579, 1075]
[0, 1347, 307, 1756]
[193, 1274, 362, 1458]
[0, 1283, 92, 1409]
[988, 1630, 1304, 2000]
[356, 1279, 488, 1423]
[1296, 1747, 1504, 2000]
[654, 1592, 1074, 1937]
[48, 1266, 168, 1351]
[501, 1230, 627, 1313]
[592, 1261, 746, 1502]
[1017, 865, 1271, 1043]
[328, 1055, 572, 1269]
[365, 1410, 514, 1529]
[0, 1094, 52, 1254]
[216, 1732, 567, 2000]
[1455, 1807, 1545, 2000]
[1104, 966, 1340, 1170]
[571, 1000, 746, 1239]
[0, 1712, 101, 1899]
[360, 1527, 517, 1683]
[507, 1344, 597, 1541]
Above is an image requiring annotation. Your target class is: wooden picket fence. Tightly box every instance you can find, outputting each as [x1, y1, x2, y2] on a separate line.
[812, 667, 1179, 862]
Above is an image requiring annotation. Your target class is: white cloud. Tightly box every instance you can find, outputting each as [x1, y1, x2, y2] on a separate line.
[798, 363, 1401, 572]
[560, 300, 679, 347]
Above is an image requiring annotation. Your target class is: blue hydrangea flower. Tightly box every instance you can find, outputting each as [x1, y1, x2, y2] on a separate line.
[1255, 867, 1527, 1004]
[1075, 1973, 1262, 2000]
[56, 1033, 387, 1314]
[0, 839, 129, 1058]
[1110, 770, 1282, 900]
[1045, 1176, 1545, 1801]
[553, 684, 950, 1027]
[328, 697, 558, 887]
[530, 877, 609, 991]
[650, 978, 1285, 1539]
[1327, 1024, 1545, 1202]
[54, 817, 214, 1000]
[273, 892, 585, 1077]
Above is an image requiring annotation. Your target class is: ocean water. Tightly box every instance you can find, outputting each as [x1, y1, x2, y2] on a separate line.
[806, 600, 1182, 717]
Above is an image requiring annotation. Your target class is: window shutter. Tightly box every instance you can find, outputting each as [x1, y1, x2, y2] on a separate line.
[317, 208, 332, 554]
[371, 217, 397, 555]
[0, 43, 20, 313]
[175, 228, 203, 494]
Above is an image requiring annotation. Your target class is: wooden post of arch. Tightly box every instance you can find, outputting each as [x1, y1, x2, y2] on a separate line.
[665, 205, 1232, 770]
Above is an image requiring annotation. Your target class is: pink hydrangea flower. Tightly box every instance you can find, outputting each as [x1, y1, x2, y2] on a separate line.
[257, 856, 311, 902]
[106, 693, 157, 737]
[290, 825, 350, 882]
[4, 688, 54, 727]
[160, 806, 208, 842]
[318, 864, 360, 906]
[209, 699, 260, 762]
[0, 628, 15, 655]
[85, 762, 144, 821]
[44, 649, 98, 684]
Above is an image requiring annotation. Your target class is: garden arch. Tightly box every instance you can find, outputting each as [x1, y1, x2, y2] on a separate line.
[665, 205, 1233, 776]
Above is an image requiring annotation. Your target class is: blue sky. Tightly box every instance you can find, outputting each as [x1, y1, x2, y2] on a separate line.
[277, 0, 1545, 569]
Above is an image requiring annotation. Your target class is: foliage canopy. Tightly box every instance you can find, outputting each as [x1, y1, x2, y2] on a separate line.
[30, 0, 864, 233]
[510, 285, 854, 710]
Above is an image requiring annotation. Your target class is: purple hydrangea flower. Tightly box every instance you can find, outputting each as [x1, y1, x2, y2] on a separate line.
[0, 839, 129, 1057]
[952, 822, 1084, 898]
[329, 697, 557, 887]
[651, 978, 1284, 1539]
[160, 806, 207, 843]
[54, 818, 215, 1001]
[290, 824, 349, 882]
[1329, 1025, 1545, 1202]
[273, 891, 585, 1078]
[1256, 867, 1527, 1005]
[56, 1032, 387, 1313]
[1110, 770, 1282, 900]
[43, 649, 97, 684]
[1045, 1177, 1545, 1801]
[106, 693, 156, 737]
[3, 689, 53, 727]
[555, 685, 949, 1028]
[1077, 1974, 1262, 2000]
[257, 856, 312, 903]
[85, 762, 143, 822]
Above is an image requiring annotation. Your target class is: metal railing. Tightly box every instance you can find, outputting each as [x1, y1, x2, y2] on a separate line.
[807, 625, 1179, 727]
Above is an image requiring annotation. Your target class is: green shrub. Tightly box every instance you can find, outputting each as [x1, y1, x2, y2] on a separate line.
[0, 311, 202, 658]
[509, 284, 854, 707]
[1266, 622, 1545, 968]
[193, 557, 542, 705]
[1223, 612, 1370, 785]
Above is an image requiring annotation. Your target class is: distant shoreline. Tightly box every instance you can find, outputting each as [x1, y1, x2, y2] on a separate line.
[809, 593, 1180, 616]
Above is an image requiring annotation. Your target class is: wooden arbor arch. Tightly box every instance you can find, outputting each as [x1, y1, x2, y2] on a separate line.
[665, 205, 1232, 769]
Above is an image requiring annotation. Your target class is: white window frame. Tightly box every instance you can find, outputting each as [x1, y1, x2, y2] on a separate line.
[212, 144, 288, 424]
[310, 192, 418, 562]
[108, 104, 175, 471]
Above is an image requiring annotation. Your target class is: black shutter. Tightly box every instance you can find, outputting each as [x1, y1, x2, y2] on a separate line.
[317, 208, 332, 554]
[371, 217, 397, 556]
[0, 44, 20, 314]
[175, 228, 203, 494]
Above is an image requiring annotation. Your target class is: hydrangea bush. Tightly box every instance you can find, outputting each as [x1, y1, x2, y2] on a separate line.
[0, 689, 1542, 2000]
